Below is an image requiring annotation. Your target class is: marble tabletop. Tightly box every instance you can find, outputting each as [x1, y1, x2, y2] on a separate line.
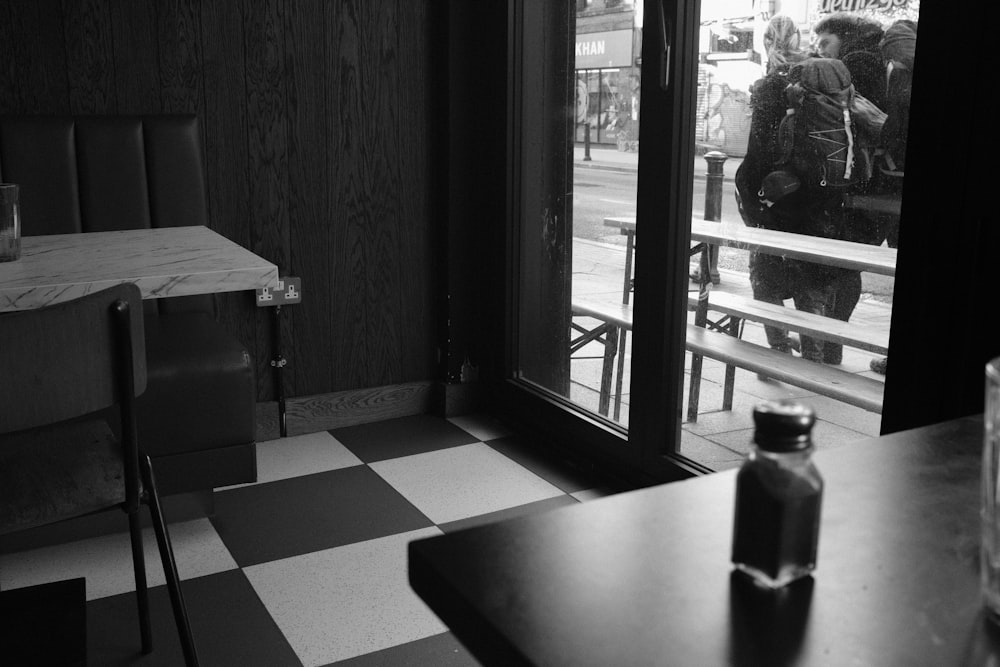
[0, 226, 278, 312]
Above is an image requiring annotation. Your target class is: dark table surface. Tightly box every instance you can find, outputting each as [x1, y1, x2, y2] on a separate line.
[409, 415, 1000, 666]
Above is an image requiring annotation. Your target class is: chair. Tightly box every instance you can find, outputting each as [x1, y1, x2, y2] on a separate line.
[0, 284, 199, 666]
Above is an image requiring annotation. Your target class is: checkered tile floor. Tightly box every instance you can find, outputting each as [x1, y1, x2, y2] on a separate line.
[0, 413, 628, 665]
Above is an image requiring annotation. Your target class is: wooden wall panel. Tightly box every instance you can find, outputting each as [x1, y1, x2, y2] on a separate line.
[285, 0, 332, 396]
[329, 0, 411, 389]
[199, 0, 258, 394]
[1, 0, 441, 404]
[62, 0, 116, 114]
[397, 0, 437, 383]
[328, 1, 376, 391]
[108, 0, 159, 112]
[156, 0, 204, 116]
[243, 0, 291, 399]
[0, 0, 69, 114]
[362, 0, 406, 388]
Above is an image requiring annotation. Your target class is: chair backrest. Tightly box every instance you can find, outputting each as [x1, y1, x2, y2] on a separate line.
[0, 114, 214, 317]
[0, 284, 146, 435]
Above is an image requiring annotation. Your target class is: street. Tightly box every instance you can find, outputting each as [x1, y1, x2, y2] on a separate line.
[571, 166, 741, 246]
[571, 161, 894, 302]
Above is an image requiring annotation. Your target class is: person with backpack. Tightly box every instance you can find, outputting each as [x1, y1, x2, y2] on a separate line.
[734, 15, 811, 361]
[868, 18, 917, 376]
[804, 13, 888, 366]
[812, 12, 886, 108]
[876, 18, 916, 248]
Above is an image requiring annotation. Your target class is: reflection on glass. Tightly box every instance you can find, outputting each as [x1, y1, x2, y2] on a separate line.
[680, 1, 918, 470]
[518, 1, 917, 471]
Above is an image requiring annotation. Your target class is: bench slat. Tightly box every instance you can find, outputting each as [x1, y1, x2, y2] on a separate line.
[572, 299, 633, 329]
[571, 298, 884, 414]
[690, 291, 889, 354]
[686, 324, 884, 413]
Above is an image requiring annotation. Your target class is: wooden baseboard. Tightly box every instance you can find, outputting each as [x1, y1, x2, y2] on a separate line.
[256, 381, 487, 440]
[256, 381, 436, 440]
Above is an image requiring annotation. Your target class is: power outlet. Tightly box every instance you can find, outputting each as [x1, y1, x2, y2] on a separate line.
[256, 276, 302, 307]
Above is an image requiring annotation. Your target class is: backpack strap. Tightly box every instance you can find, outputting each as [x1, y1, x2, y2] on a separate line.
[842, 105, 855, 181]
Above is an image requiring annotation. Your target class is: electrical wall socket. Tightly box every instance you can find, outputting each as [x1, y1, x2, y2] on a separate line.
[256, 276, 302, 307]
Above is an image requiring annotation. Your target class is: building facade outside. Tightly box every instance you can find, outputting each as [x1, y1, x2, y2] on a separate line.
[575, 0, 918, 156]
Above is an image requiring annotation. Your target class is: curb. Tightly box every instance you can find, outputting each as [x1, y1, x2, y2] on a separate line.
[575, 159, 734, 182]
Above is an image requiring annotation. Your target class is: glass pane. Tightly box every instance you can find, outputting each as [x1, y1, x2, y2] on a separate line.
[679, 0, 920, 470]
[516, 0, 642, 429]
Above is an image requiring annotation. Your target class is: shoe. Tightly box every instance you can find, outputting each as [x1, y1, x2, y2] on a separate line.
[689, 268, 721, 286]
[870, 356, 887, 375]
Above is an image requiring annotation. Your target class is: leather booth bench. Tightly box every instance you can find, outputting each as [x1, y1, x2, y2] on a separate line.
[0, 115, 256, 499]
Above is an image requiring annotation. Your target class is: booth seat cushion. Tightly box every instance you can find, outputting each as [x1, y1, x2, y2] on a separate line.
[138, 312, 255, 459]
[0, 114, 257, 495]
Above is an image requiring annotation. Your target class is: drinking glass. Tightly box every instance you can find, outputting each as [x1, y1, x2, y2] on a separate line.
[981, 357, 1000, 621]
[0, 183, 20, 262]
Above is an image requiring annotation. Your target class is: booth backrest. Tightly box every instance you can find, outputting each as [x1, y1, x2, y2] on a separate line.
[0, 115, 213, 315]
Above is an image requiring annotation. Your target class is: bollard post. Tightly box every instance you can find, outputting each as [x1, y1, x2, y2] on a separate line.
[702, 150, 727, 285]
[584, 123, 592, 161]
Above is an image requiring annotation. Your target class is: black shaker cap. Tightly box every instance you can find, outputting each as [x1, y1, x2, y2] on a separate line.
[753, 400, 816, 452]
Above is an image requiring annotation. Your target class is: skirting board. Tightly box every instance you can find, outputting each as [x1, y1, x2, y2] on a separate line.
[255, 381, 484, 441]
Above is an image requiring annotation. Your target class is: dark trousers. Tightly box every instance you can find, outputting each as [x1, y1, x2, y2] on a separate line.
[791, 264, 861, 364]
[749, 252, 795, 352]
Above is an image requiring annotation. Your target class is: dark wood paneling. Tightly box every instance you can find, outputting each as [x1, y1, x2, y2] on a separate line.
[156, 0, 204, 116]
[2, 0, 441, 405]
[0, 0, 69, 114]
[358, 0, 406, 387]
[108, 0, 159, 111]
[62, 0, 116, 114]
[397, 0, 437, 383]
[284, 0, 332, 396]
[328, 0, 379, 391]
[199, 0, 259, 395]
[243, 0, 291, 399]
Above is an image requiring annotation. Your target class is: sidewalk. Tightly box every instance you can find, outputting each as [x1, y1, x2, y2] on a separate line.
[573, 143, 744, 181]
[571, 236, 889, 471]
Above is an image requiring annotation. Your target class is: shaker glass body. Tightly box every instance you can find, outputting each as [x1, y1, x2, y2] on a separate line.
[732, 447, 823, 588]
[981, 358, 1000, 620]
[0, 184, 20, 262]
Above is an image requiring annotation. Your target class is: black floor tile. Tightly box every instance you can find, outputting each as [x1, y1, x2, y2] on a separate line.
[437, 495, 579, 534]
[326, 632, 480, 666]
[485, 434, 621, 494]
[331, 415, 479, 463]
[211, 467, 434, 567]
[87, 570, 301, 666]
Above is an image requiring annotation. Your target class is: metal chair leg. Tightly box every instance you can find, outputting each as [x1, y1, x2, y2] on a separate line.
[141, 455, 200, 667]
[127, 510, 152, 654]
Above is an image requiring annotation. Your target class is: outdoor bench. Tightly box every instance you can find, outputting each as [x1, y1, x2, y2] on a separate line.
[571, 294, 886, 421]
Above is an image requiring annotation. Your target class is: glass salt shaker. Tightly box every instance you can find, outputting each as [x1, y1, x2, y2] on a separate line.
[731, 400, 823, 588]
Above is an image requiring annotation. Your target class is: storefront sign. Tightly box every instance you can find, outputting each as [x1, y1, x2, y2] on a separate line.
[575, 29, 633, 70]
[817, 0, 908, 12]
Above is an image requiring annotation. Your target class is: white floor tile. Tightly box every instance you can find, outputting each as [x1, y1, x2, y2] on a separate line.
[220, 431, 363, 489]
[447, 413, 512, 442]
[370, 443, 565, 523]
[244, 527, 446, 666]
[0, 518, 238, 600]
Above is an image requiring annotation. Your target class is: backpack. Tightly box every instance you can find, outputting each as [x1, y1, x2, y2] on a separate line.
[879, 20, 917, 175]
[774, 58, 884, 191]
